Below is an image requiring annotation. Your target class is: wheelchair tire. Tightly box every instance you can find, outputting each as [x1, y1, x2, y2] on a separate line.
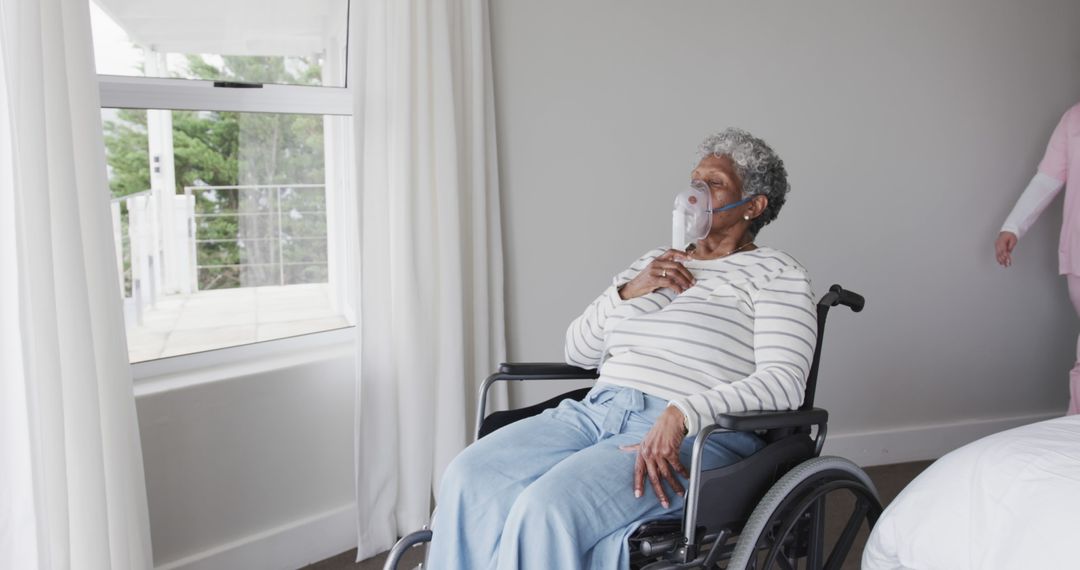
[727, 456, 882, 570]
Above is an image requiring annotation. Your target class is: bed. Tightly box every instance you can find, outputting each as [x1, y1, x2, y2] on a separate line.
[862, 414, 1080, 570]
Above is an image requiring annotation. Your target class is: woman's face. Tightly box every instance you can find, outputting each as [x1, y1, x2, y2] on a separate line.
[691, 154, 747, 230]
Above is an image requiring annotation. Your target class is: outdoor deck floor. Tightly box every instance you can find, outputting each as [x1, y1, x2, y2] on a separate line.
[125, 283, 350, 362]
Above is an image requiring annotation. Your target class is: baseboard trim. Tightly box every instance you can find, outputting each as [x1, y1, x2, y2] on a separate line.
[155, 503, 357, 570]
[823, 411, 1061, 467]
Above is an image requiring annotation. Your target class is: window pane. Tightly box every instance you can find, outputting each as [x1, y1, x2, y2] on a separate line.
[90, 0, 349, 87]
[103, 107, 353, 362]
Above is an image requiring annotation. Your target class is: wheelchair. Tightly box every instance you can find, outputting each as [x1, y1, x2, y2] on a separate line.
[384, 284, 882, 570]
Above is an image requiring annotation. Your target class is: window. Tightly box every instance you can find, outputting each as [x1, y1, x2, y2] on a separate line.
[92, 0, 355, 363]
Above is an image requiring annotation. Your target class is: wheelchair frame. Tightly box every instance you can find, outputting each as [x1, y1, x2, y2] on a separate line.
[385, 284, 881, 570]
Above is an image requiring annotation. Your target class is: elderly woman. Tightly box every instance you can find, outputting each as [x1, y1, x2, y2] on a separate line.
[427, 128, 815, 569]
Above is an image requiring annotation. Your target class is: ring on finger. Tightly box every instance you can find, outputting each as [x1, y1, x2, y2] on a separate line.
[661, 269, 667, 278]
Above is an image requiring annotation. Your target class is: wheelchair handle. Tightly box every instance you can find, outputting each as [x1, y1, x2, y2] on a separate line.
[819, 284, 864, 313]
[802, 284, 864, 411]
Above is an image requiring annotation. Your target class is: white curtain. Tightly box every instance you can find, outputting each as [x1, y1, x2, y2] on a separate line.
[0, 0, 153, 568]
[350, 0, 508, 559]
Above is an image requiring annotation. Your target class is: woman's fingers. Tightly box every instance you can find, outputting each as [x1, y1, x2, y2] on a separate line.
[996, 233, 1016, 267]
[655, 263, 694, 292]
[656, 251, 692, 283]
[655, 261, 695, 292]
[658, 248, 690, 262]
[633, 446, 688, 508]
[623, 251, 697, 298]
[631, 415, 692, 507]
[670, 262, 696, 289]
[670, 455, 690, 479]
[643, 457, 669, 508]
[999, 247, 1012, 267]
[633, 453, 646, 498]
[657, 460, 684, 500]
[997, 247, 1012, 267]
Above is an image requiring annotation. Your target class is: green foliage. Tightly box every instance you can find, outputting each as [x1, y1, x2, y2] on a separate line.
[103, 109, 151, 198]
[102, 53, 329, 290]
[173, 110, 240, 191]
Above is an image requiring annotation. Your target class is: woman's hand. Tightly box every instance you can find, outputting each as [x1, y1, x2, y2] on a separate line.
[995, 231, 1018, 267]
[619, 249, 695, 300]
[621, 406, 689, 508]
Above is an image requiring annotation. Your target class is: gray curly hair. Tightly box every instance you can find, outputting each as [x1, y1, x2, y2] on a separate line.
[699, 128, 790, 237]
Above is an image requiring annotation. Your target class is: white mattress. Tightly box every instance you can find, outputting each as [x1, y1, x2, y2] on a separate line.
[862, 415, 1080, 570]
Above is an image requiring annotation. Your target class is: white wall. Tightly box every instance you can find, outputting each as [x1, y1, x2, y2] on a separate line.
[133, 334, 357, 569]
[491, 0, 1080, 462]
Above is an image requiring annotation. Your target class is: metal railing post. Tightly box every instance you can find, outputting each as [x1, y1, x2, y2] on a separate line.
[186, 187, 197, 292]
[277, 186, 285, 286]
[148, 256, 157, 307]
[133, 279, 143, 326]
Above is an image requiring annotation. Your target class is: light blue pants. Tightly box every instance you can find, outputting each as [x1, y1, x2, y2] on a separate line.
[427, 383, 765, 569]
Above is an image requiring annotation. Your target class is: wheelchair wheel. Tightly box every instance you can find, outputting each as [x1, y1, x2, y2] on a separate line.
[727, 456, 882, 570]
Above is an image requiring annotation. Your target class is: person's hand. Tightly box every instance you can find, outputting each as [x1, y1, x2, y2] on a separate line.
[995, 231, 1018, 267]
[621, 406, 689, 508]
[619, 250, 695, 299]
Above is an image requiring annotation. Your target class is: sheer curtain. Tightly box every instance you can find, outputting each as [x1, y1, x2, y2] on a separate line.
[0, 0, 153, 568]
[350, 0, 508, 559]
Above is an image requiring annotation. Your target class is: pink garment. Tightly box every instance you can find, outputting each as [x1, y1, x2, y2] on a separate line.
[1067, 276, 1080, 415]
[1070, 367, 1080, 415]
[1021, 105, 1080, 415]
[1038, 102, 1080, 275]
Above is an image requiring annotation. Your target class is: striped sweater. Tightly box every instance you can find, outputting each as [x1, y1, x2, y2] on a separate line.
[564, 247, 816, 434]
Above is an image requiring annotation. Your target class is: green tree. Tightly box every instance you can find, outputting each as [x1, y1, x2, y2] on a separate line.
[103, 109, 151, 198]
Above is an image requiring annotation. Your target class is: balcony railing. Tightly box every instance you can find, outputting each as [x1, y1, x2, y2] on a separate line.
[110, 183, 329, 326]
[185, 184, 329, 290]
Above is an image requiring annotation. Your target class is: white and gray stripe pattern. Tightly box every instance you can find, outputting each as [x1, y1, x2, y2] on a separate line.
[564, 247, 816, 433]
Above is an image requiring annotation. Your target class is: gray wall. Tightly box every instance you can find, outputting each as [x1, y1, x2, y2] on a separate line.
[491, 1, 1080, 442]
[135, 351, 355, 568]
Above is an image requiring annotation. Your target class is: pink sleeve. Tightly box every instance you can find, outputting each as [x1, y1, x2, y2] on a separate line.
[1038, 108, 1072, 182]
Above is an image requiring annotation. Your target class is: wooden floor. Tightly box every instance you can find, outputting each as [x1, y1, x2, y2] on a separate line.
[303, 459, 933, 570]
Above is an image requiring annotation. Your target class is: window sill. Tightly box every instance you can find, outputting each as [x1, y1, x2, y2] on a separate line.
[132, 326, 356, 397]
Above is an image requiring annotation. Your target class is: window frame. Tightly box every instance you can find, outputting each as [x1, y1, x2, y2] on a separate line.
[131, 326, 355, 391]
[98, 75, 353, 116]
[95, 3, 358, 376]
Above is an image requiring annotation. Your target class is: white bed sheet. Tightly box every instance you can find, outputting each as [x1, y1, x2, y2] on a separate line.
[863, 415, 1080, 570]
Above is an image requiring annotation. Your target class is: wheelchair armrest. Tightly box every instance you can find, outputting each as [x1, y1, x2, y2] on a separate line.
[715, 408, 828, 432]
[495, 362, 600, 380]
[475, 363, 599, 439]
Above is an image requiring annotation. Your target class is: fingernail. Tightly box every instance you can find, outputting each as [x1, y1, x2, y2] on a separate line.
[635, 490, 642, 498]
[662, 501, 669, 508]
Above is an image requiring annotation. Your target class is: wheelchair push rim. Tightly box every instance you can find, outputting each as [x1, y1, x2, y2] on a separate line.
[728, 456, 882, 570]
